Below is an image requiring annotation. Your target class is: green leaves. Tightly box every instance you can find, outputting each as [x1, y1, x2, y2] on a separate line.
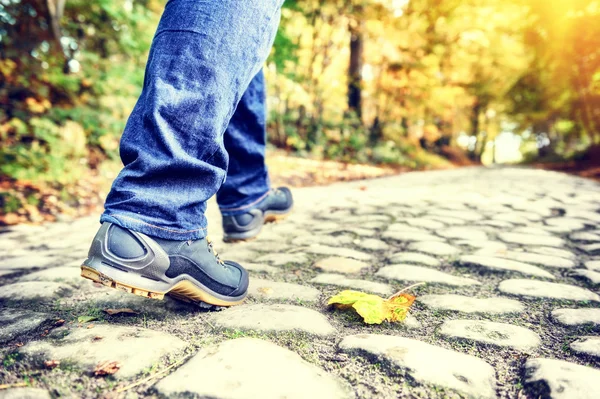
[328, 289, 416, 325]
[77, 315, 98, 323]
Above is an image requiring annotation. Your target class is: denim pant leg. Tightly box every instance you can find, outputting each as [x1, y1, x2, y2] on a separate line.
[217, 70, 271, 216]
[100, 0, 284, 240]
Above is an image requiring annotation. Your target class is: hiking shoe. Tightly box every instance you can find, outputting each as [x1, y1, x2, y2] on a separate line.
[81, 222, 248, 307]
[222, 187, 293, 242]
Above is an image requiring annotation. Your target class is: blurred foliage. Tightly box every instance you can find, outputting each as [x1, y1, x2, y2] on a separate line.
[0, 0, 599, 220]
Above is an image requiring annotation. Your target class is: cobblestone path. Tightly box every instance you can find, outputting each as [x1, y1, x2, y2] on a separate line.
[1, 167, 600, 398]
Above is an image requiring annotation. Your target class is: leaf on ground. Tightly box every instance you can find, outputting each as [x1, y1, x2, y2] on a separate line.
[256, 287, 274, 295]
[44, 360, 60, 369]
[78, 315, 98, 323]
[94, 360, 121, 376]
[328, 289, 417, 325]
[104, 308, 139, 316]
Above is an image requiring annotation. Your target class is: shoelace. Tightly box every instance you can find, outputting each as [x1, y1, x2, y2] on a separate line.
[206, 237, 225, 267]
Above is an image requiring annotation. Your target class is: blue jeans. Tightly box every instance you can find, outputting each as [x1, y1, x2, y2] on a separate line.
[101, 0, 283, 240]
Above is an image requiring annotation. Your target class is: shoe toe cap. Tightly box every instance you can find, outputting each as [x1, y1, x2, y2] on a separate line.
[225, 260, 249, 297]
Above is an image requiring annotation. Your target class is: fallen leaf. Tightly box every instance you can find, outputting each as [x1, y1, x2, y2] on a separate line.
[54, 319, 65, 326]
[93, 336, 103, 342]
[257, 287, 274, 295]
[15, 342, 23, 348]
[78, 315, 98, 323]
[359, 185, 368, 191]
[44, 360, 60, 369]
[94, 361, 121, 376]
[104, 308, 139, 316]
[87, 324, 95, 329]
[328, 289, 417, 325]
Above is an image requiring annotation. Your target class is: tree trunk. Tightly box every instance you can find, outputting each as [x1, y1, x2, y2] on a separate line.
[348, 20, 364, 120]
[469, 101, 481, 160]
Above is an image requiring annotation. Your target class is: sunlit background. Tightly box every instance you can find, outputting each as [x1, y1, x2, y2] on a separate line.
[0, 0, 599, 223]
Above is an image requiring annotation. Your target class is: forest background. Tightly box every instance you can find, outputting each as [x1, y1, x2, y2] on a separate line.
[0, 0, 598, 224]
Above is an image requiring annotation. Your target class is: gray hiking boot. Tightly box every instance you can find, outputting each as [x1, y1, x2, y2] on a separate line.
[81, 223, 248, 307]
[222, 187, 293, 242]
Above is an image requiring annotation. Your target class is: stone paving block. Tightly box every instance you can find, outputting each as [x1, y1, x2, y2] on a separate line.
[440, 319, 540, 350]
[210, 304, 335, 336]
[219, 248, 259, 262]
[386, 224, 428, 233]
[0, 281, 72, 303]
[438, 227, 488, 241]
[418, 294, 524, 314]
[388, 252, 441, 267]
[585, 260, 600, 271]
[311, 273, 393, 296]
[475, 250, 576, 269]
[499, 232, 565, 248]
[291, 234, 353, 247]
[458, 241, 507, 252]
[524, 358, 600, 399]
[328, 227, 375, 237]
[0, 388, 52, 399]
[401, 218, 445, 230]
[314, 256, 369, 274]
[0, 309, 50, 343]
[0, 255, 56, 271]
[427, 210, 484, 222]
[459, 255, 555, 279]
[354, 238, 390, 251]
[407, 241, 461, 256]
[376, 265, 480, 287]
[19, 266, 82, 285]
[426, 215, 468, 225]
[248, 279, 320, 302]
[552, 308, 600, 326]
[498, 279, 600, 302]
[305, 245, 373, 261]
[513, 226, 553, 236]
[340, 334, 496, 399]
[570, 232, 600, 242]
[382, 231, 444, 243]
[477, 220, 514, 228]
[155, 338, 354, 399]
[20, 324, 187, 378]
[255, 253, 309, 266]
[243, 262, 279, 274]
[572, 269, 600, 284]
[577, 243, 600, 255]
[570, 336, 600, 358]
[567, 210, 600, 223]
[527, 246, 576, 260]
[544, 217, 588, 232]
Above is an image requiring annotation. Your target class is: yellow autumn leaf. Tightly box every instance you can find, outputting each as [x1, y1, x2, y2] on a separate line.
[327, 288, 419, 325]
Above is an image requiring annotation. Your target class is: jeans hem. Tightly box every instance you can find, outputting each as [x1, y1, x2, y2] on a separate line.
[100, 213, 207, 240]
[219, 189, 270, 216]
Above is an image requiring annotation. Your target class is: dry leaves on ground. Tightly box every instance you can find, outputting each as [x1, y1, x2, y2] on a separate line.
[44, 360, 60, 369]
[94, 361, 121, 376]
[328, 284, 422, 324]
[78, 315, 98, 323]
[104, 308, 139, 316]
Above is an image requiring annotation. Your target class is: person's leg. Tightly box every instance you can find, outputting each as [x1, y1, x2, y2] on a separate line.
[216, 69, 271, 212]
[82, 0, 284, 307]
[216, 70, 293, 242]
[101, 0, 283, 241]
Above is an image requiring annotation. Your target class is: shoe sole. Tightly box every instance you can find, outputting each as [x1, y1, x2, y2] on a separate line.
[80, 265, 246, 307]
